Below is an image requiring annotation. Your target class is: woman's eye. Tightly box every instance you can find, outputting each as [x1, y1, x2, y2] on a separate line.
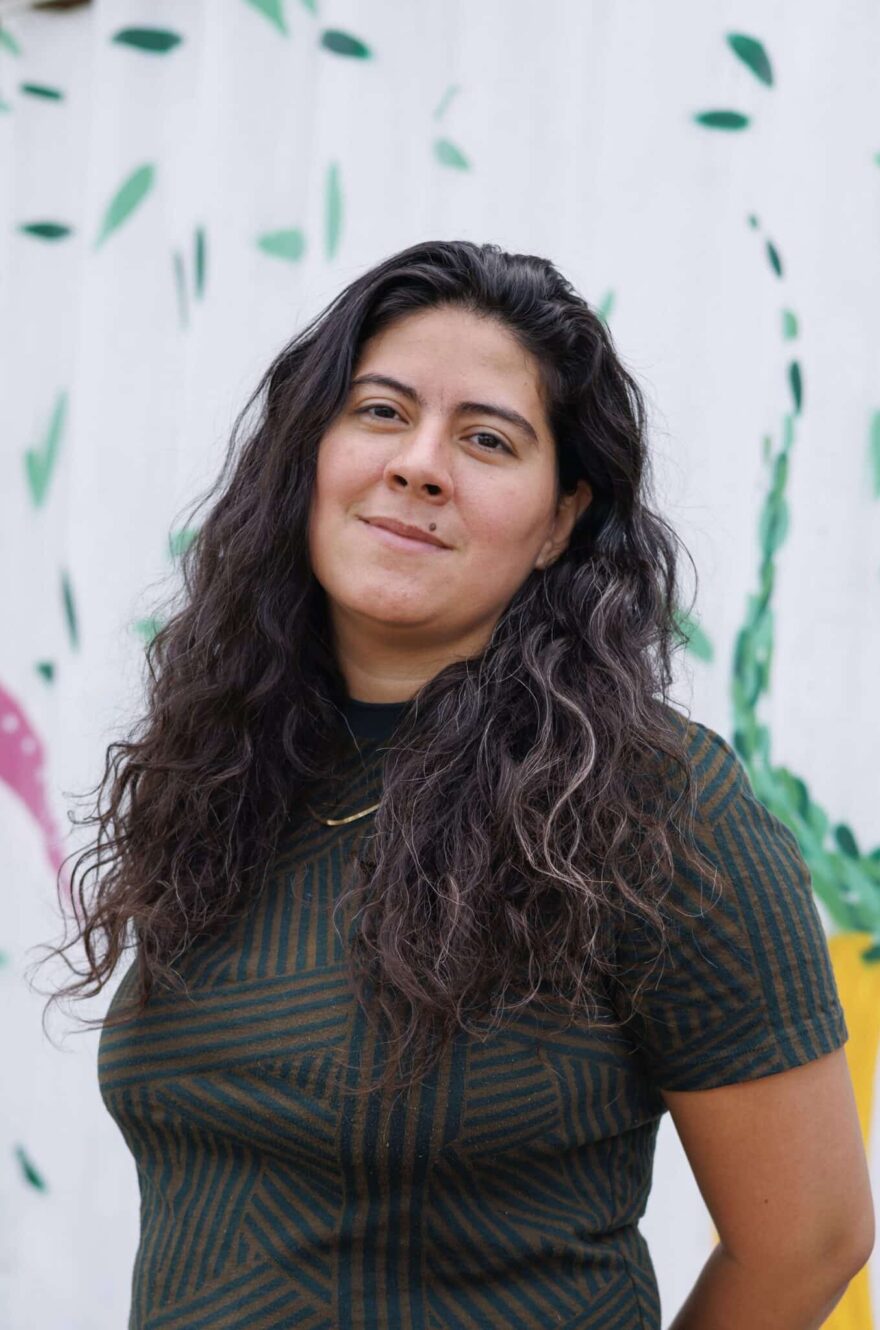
[470, 431, 509, 454]
[356, 405, 511, 454]
[358, 404, 399, 421]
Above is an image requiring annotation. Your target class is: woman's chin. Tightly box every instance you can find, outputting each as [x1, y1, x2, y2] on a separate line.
[329, 584, 443, 627]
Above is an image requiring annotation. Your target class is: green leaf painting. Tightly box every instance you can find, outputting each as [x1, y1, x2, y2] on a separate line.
[726, 33, 774, 86]
[25, 391, 67, 509]
[869, 410, 880, 498]
[836, 824, 861, 859]
[36, 662, 55, 684]
[728, 250, 880, 955]
[758, 487, 789, 557]
[133, 617, 164, 644]
[433, 84, 460, 121]
[596, 291, 615, 325]
[433, 138, 470, 169]
[18, 222, 73, 241]
[788, 360, 802, 413]
[173, 249, 188, 328]
[14, 1145, 47, 1192]
[257, 228, 306, 261]
[299, 0, 317, 13]
[693, 110, 750, 130]
[766, 240, 783, 277]
[325, 162, 342, 259]
[782, 309, 798, 340]
[168, 527, 199, 559]
[321, 30, 372, 59]
[95, 164, 156, 249]
[172, 228, 206, 326]
[243, 0, 288, 36]
[112, 28, 184, 55]
[20, 82, 63, 100]
[194, 227, 207, 299]
[0, 27, 22, 55]
[677, 610, 714, 663]
[61, 570, 78, 650]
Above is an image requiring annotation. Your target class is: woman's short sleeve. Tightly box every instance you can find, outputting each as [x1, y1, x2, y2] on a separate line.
[612, 720, 849, 1093]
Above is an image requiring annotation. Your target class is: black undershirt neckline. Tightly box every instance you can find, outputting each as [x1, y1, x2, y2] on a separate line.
[341, 693, 412, 743]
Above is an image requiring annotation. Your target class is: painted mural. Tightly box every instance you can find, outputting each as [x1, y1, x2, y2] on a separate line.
[2, 4, 877, 1327]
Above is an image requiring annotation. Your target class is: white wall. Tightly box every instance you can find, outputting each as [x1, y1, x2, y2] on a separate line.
[2, 2, 878, 1326]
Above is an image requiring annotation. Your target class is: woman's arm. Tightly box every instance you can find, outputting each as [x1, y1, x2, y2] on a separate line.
[666, 1236, 860, 1330]
[662, 1047, 874, 1330]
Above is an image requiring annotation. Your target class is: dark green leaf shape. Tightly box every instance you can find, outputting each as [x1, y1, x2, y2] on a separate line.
[869, 410, 880, 498]
[112, 28, 183, 54]
[244, 0, 288, 36]
[36, 661, 55, 684]
[693, 110, 750, 130]
[321, 29, 371, 58]
[0, 27, 22, 55]
[835, 824, 860, 859]
[95, 164, 155, 248]
[194, 226, 206, 299]
[860, 942, 880, 964]
[18, 222, 72, 240]
[168, 527, 199, 558]
[433, 138, 470, 169]
[788, 360, 802, 414]
[766, 239, 782, 276]
[25, 390, 66, 508]
[257, 228, 306, 261]
[15, 1145, 47, 1192]
[20, 81, 63, 99]
[726, 33, 773, 86]
[781, 767, 810, 821]
[325, 161, 342, 258]
[782, 308, 798, 339]
[61, 570, 78, 649]
[173, 249, 188, 328]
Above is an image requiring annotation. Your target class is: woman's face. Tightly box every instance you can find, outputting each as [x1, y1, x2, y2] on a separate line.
[308, 304, 592, 691]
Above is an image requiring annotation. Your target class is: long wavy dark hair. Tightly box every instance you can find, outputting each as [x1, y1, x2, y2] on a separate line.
[37, 239, 719, 1100]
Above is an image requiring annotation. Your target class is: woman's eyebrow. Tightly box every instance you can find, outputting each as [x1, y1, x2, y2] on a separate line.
[350, 372, 539, 447]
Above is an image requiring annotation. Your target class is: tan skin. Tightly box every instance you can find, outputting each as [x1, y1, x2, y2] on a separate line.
[307, 305, 592, 703]
[664, 1052, 874, 1327]
[308, 306, 874, 1323]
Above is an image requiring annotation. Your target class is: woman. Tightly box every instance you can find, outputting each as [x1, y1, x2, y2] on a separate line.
[46, 240, 871, 1329]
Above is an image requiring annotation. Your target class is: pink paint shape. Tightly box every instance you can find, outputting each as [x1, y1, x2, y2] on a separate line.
[0, 681, 72, 907]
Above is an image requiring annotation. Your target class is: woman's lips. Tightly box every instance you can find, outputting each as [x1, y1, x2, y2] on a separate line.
[359, 519, 451, 553]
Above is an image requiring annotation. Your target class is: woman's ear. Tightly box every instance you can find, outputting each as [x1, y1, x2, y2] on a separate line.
[536, 479, 593, 570]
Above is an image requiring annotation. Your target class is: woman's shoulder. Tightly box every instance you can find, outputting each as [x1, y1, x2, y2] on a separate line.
[653, 699, 732, 754]
[642, 702, 751, 819]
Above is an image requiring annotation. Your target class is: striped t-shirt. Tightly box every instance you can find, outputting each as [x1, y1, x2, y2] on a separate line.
[98, 698, 848, 1329]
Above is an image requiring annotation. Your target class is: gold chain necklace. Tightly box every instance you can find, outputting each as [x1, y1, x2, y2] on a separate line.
[305, 798, 382, 826]
[306, 727, 392, 825]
